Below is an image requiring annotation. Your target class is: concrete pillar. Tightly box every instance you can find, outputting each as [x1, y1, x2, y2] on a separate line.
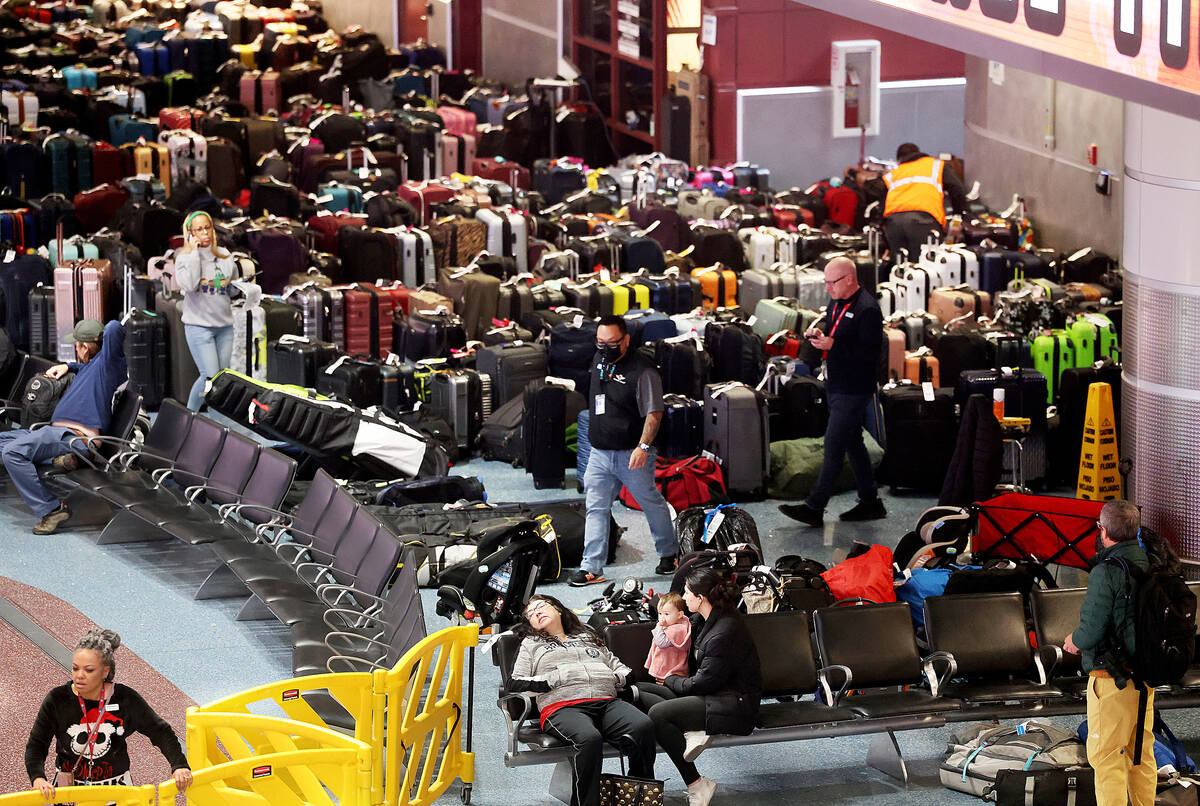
[1121, 102, 1200, 557]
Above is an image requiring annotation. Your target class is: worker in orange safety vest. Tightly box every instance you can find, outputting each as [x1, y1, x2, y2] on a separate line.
[882, 142, 968, 261]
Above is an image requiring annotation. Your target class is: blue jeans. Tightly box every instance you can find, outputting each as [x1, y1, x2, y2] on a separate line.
[582, 447, 676, 575]
[184, 324, 233, 411]
[806, 392, 879, 511]
[0, 427, 76, 518]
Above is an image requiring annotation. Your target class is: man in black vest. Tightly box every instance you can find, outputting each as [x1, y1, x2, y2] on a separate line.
[570, 316, 676, 586]
[779, 256, 886, 526]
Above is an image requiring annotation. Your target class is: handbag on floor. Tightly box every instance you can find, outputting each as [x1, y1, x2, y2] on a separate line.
[599, 773, 665, 806]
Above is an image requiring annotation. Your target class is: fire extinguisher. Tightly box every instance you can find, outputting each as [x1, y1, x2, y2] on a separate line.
[844, 67, 860, 130]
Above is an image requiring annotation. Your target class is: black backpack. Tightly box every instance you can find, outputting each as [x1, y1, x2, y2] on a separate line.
[1108, 537, 1197, 688]
[21, 372, 74, 428]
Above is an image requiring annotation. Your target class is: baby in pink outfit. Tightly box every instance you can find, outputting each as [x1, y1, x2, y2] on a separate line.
[645, 592, 692, 683]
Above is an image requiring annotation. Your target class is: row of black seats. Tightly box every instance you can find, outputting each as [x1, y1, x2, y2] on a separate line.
[41, 398, 426, 714]
[494, 590, 1200, 788]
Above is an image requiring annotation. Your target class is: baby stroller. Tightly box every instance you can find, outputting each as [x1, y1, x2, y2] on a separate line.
[435, 518, 552, 629]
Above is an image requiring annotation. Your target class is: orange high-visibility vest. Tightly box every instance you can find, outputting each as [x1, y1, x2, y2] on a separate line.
[883, 156, 946, 227]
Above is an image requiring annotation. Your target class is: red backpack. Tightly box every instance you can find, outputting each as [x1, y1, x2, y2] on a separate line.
[619, 455, 730, 512]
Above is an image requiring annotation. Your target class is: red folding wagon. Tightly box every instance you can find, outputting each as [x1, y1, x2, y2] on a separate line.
[972, 493, 1105, 570]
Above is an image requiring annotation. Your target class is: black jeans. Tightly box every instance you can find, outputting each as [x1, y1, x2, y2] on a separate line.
[543, 698, 657, 806]
[884, 210, 941, 261]
[636, 682, 707, 785]
[807, 392, 879, 510]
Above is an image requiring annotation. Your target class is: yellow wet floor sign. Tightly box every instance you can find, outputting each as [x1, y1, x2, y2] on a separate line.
[1077, 382, 1121, 501]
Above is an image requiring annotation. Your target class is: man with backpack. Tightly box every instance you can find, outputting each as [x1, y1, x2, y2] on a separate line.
[1064, 500, 1155, 806]
[0, 319, 126, 535]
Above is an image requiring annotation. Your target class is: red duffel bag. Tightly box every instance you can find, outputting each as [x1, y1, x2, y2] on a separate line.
[820, 544, 897, 603]
[619, 455, 730, 512]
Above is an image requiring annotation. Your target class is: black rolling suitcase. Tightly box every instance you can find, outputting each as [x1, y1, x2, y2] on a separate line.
[655, 336, 711, 399]
[315, 355, 383, 406]
[155, 290, 200, 405]
[476, 342, 548, 406]
[775, 374, 828, 441]
[380, 359, 418, 412]
[428, 369, 484, 450]
[956, 348, 1048, 485]
[124, 309, 169, 411]
[523, 381, 568, 489]
[657, 394, 703, 459]
[877, 383, 958, 492]
[29, 284, 56, 359]
[548, 318, 599, 397]
[267, 336, 342, 387]
[1050, 362, 1123, 487]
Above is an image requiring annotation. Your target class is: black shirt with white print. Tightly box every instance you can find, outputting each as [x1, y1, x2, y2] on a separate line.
[25, 683, 189, 785]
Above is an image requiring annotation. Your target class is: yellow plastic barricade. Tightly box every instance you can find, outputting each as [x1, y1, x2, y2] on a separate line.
[159, 748, 370, 806]
[186, 711, 372, 805]
[379, 624, 478, 806]
[193, 672, 382, 802]
[0, 786, 153, 806]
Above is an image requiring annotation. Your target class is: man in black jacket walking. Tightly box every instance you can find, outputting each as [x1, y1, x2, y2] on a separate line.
[779, 256, 886, 526]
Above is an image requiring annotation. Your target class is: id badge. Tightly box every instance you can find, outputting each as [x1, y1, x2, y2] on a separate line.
[594, 394, 606, 415]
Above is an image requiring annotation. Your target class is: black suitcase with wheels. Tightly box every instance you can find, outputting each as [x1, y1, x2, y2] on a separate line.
[877, 383, 957, 492]
[155, 290, 201, 405]
[266, 336, 342, 387]
[315, 355, 383, 405]
[476, 342, 548, 406]
[124, 309, 169, 411]
[657, 394, 703, 459]
[28, 284, 56, 359]
[523, 381, 567, 489]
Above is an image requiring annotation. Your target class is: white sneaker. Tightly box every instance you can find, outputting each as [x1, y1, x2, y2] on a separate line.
[686, 776, 717, 806]
[682, 730, 713, 762]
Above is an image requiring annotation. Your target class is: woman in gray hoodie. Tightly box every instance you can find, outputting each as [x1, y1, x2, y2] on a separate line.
[510, 594, 656, 806]
[174, 211, 237, 410]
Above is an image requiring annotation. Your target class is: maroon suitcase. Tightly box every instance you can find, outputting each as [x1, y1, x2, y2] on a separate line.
[340, 284, 393, 359]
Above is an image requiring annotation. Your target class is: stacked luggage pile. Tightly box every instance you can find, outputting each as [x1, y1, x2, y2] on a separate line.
[0, 0, 1122, 508]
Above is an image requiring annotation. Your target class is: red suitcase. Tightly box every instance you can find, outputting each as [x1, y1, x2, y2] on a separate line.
[159, 107, 192, 131]
[472, 157, 530, 190]
[340, 283, 393, 359]
[307, 211, 367, 254]
[396, 182, 456, 225]
[356, 282, 396, 358]
[90, 141, 125, 186]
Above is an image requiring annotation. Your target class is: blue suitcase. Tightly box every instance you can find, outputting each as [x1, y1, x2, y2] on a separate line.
[623, 308, 676, 346]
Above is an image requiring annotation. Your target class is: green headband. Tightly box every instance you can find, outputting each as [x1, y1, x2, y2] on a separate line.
[183, 211, 211, 233]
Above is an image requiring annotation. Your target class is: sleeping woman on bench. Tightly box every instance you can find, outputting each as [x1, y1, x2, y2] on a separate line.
[510, 594, 657, 806]
[635, 568, 763, 806]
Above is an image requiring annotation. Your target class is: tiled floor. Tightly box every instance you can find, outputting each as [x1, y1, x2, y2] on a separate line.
[1, 449, 1197, 805]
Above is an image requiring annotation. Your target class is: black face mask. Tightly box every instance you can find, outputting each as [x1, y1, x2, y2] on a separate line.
[598, 342, 623, 364]
[1095, 533, 1106, 555]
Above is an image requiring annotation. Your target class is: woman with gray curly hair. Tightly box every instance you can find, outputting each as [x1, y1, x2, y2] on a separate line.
[25, 628, 192, 798]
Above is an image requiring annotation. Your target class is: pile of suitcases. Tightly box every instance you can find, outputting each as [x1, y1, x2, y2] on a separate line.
[0, 0, 1125, 499]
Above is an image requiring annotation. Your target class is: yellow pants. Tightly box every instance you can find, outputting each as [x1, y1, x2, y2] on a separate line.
[1085, 673, 1157, 806]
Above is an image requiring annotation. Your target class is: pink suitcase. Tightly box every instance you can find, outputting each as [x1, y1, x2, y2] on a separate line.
[53, 265, 76, 361]
[438, 132, 458, 178]
[436, 105, 475, 137]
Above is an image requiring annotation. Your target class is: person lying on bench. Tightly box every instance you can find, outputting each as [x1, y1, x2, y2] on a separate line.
[635, 569, 762, 806]
[510, 594, 657, 806]
[2, 319, 126, 535]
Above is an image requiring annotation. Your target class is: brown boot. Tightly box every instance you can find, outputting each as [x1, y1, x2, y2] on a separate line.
[33, 503, 70, 535]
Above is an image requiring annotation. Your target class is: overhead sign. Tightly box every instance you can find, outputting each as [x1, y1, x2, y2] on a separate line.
[827, 0, 1200, 102]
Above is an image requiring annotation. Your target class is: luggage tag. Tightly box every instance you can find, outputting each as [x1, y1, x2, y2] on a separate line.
[921, 381, 935, 402]
[594, 394, 605, 415]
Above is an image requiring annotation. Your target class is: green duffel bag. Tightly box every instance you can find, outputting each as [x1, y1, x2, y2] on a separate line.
[768, 430, 883, 499]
